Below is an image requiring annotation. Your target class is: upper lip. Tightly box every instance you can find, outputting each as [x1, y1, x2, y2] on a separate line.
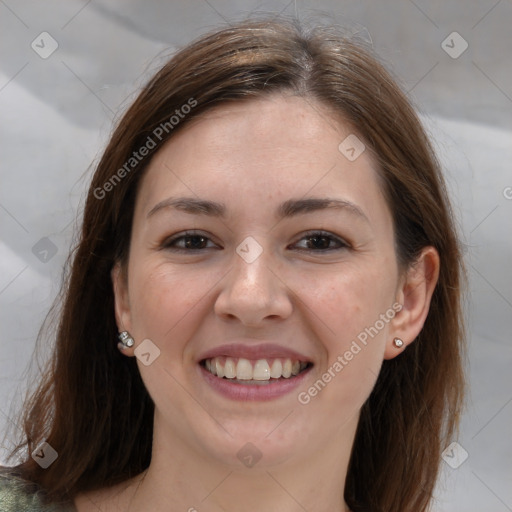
[198, 342, 313, 363]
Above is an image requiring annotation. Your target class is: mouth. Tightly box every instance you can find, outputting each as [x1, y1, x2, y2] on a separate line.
[198, 354, 314, 401]
[200, 356, 313, 385]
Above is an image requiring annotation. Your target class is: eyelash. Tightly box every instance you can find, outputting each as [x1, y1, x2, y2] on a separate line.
[161, 230, 349, 253]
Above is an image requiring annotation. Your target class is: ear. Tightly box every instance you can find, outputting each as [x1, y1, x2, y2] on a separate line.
[384, 246, 440, 360]
[111, 262, 135, 356]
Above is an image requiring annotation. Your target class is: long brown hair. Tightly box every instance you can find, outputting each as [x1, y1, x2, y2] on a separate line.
[5, 17, 465, 512]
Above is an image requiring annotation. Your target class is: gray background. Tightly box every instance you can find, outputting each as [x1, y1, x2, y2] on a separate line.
[1, 1, 511, 511]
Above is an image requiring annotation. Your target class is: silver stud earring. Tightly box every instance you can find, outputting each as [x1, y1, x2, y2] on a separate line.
[118, 331, 134, 350]
[393, 337, 404, 348]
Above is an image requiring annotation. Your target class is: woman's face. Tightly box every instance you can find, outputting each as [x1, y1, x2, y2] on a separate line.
[114, 95, 406, 469]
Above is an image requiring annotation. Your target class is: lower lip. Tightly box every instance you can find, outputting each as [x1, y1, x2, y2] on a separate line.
[198, 364, 313, 401]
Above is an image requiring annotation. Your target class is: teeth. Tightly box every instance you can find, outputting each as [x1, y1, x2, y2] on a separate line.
[282, 359, 292, 378]
[253, 360, 270, 380]
[215, 358, 225, 378]
[224, 358, 236, 378]
[270, 359, 282, 378]
[204, 356, 309, 380]
[236, 358, 253, 380]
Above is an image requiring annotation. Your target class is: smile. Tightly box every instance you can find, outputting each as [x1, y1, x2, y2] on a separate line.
[198, 356, 313, 400]
[202, 356, 311, 383]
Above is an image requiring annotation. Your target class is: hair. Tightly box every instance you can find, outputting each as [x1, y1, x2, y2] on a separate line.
[4, 17, 465, 512]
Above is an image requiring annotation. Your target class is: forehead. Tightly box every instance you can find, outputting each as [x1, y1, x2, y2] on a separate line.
[135, 95, 390, 226]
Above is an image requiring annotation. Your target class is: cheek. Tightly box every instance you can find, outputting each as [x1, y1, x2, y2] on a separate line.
[294, 262, 396, 344]
[292, 262, 396, 412]
[127, 261, 213, 345]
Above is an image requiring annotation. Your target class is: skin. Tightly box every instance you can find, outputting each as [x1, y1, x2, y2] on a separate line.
[74, 94, 439, 512]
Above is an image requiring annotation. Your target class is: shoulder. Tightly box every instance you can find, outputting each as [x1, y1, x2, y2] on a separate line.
[0, 467, 75, 512]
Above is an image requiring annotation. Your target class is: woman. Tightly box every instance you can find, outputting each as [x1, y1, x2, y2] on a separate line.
[0, 17, 465, 512]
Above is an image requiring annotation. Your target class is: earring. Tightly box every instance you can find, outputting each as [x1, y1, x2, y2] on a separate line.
[393, 337, 404, 348]
[118, 331, 134, 350]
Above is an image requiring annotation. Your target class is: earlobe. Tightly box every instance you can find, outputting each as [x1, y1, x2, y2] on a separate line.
[111, 263, 135, 354]
[384, 246, 440, 360]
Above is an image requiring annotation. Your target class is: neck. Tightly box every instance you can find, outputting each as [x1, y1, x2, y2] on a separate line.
[74, 412, 358, 512]
[124, 417, 356, 512]
[133, 463, 350, 512]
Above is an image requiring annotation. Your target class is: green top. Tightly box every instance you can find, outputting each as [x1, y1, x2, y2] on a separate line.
[0, 470, 76, 512]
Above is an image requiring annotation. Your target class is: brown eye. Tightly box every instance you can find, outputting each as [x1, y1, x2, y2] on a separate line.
[182, 235, 208, 249]
[163, 231, 219, 251]
[292, 231, 348, 252]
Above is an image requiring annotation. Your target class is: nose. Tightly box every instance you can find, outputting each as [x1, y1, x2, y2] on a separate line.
[214, 245, 293, 326]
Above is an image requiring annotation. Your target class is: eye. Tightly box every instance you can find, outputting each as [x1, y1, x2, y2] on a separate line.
[291, 231, 349, 252]
[162, 231, 220, 251]
[161, 230, 347, 253]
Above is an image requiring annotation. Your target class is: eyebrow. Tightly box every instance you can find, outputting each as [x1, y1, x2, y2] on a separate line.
[147, 196, 369, 223]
